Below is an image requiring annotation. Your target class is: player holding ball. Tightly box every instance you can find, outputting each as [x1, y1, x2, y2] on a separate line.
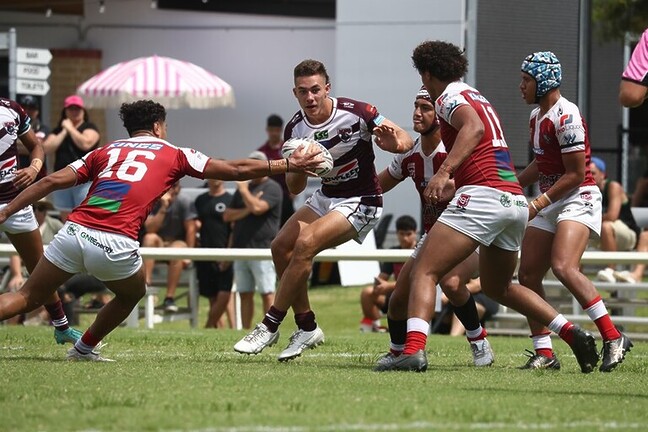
[234, 59, 413, 361]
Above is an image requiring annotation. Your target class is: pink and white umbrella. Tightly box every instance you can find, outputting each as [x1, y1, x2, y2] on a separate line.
[76, 55, 235, 109]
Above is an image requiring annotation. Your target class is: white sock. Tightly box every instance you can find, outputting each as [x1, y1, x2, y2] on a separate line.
[407, 317, 429, 334]
[547, 314, 569, 334]
[466, 325, 484, 340]
[531, 333, 553, 351]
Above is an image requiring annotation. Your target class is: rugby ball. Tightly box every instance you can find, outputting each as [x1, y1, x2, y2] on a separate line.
[281, 138, 333, 177]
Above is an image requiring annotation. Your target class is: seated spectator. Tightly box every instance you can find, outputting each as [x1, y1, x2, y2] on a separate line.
[359, 215, 417, 333]
[613, 230, 648, 283]
[194, 178, 235, 328]
[223, 151, 282, 329]
[142, 182, 197, 312]
[589, 157, 641, 282]
[433, 278, 500, 336]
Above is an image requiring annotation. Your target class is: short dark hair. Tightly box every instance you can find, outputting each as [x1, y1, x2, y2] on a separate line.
[395, 215, 417, 232]
[294, 59, 330, 84]
[412, 41, 468, 82]
[119, 100, 166, 136]
[19, 95, 39, 109]
[267, 114, 283, 128]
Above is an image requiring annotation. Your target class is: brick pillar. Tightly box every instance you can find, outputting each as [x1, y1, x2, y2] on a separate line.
[49, 49, 106, 143]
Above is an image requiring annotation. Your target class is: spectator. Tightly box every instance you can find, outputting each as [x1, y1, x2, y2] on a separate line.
[433, 278, 500, 336]
[614, 230, 648, 283]
[257, 114, 295, 226]
[194, 178, 234, 328]
[43, 95, 100, 221]
[224, 151, 282, 329]
[619, 28, 648, 108]
[17, 95, 49, 179]
[360, 215, 417, 333]
[142, 181, 197, 313]
[589, 157, 641, 283]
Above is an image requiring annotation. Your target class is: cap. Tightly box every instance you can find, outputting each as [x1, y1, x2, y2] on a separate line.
[521, 51, 562, 101]
[415, 86, 432, 102]
[64, 95, 85, 108]
[591, 156, 606, 173]
[19, 95, 39, 109]
[267, 114, 283, 128]
[248, 150, 268, 161]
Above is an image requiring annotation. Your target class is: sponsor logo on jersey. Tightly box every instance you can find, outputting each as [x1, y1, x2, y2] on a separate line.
[87, 180, 131, 212]
[110, 142, 163, 150]
[0, 116, 19, 142]
[539, 173, 561, 191]
[66, 223, 79, 236]
[580, 191, 592, 201]
[80, 230, 115, 254]
[559, 114, 573, 126]
[467, 91, 488, 103]
[0, 158, 17, 182]
[338, 127, 353, 142]
[340, 101, 355, 109]
[407, 162, 416, 178]
[314, 130, 329, 141]
[562, 133, 577, 145]
[533, 146, 545, 155]
[457, 193, 471, 209]
[322, 159, 359, 184]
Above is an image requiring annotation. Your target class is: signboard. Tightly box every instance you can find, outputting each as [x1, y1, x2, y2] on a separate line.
[16, 79, 50, 96]
[16, 47, 52, 96]
[16, 47, 52, 65]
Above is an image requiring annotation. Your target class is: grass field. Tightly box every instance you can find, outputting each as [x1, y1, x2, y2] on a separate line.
[1, 285, 648, 432]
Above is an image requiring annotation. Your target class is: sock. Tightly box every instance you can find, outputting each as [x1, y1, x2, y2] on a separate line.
[466, 326, 486, 341]
[262, 306, 286, 333]
[453, 295, 481, 331]
[388, 318, 407, 355]
[44, 300, 69, 331]
[403, 318, 429, 355]
[74, 330, 101, 354]
[360, 317, 373, 330]
[373, 319, 382, 328]
[530, 332, 553, 358]
[583, 296, 621, 341]
[294, 310, 317, 332]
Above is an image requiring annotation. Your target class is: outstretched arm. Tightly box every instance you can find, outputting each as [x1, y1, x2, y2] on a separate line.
[0, 167, 77, 224]
[373, 118, 414, 154]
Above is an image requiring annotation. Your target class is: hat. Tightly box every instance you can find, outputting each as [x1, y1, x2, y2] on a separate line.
[248, 150, 268, 161]
[591, 156, 606, 173]
[415, 85, 432, 102]
[64, 95, 84, 108]
[19, 95, 39, 109]
[34, 198, 54, 211]
[521, 51, 562, 101]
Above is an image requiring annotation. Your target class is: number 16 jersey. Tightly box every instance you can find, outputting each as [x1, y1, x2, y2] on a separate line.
[66, 136, 209, 240]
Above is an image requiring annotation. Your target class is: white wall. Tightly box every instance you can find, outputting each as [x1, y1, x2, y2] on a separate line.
[335, 0, 465, 229]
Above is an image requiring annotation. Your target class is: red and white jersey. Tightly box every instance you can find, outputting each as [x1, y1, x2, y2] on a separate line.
[0, 98, 31, 203]
[285, 97, 384, 205]
[435, 82, 522, 195]
[528, 96, 596, 193]
[67, 136, 209, 240]
[387, 137, 448, 232]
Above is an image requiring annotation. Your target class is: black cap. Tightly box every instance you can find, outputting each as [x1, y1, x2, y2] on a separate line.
[19, 95, 39, 109]
[267, 114, 283, 128]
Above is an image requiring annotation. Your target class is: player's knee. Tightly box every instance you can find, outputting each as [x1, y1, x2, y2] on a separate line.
[141, 233, 161, 246]
[293, 235, 318, 259]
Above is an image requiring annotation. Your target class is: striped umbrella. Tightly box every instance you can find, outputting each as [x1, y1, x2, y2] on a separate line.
[76, 55, 235, 109]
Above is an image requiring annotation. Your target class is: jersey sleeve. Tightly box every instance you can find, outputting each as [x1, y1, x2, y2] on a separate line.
[179, 147, 210, 179]
[357, 101, 385, 134]
[435, 91, 469, 125]
[68, 149, 97, 184]
[622, 29, 648, 85]
[11, 100, 31, 136]
[387, 151, 406, 180]
[554, 105, 586, 154]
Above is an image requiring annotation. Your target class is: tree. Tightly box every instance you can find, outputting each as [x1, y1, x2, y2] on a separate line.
[593, 0, 648, 41]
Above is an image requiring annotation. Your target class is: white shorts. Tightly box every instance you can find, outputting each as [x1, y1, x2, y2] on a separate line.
[529, 186, 602, 238]
[0, 203, 38, 234]
[305, 189, 383, 243]
[438, 185, 528, 252]
[233, 260, 276, 294]
[44, 221, 142, 282]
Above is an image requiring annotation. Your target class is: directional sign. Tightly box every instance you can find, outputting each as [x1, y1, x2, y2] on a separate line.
[17, 47, 52, 65]
[16, 79, 50, 96]
[16, 63, 51, 80]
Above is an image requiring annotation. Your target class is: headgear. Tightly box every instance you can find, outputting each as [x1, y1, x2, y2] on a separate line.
[521, 51, 562, 102]
[416, 86, 432, 102]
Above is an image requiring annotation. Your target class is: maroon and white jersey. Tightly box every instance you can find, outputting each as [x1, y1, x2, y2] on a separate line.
[67, 136, 209, 240]
[528, 96, 596, 193]
[284, 97, 384, 205]
[435, 82, 522, 195]
[387, 137, 448, 232]
[0, 98, 31, 203]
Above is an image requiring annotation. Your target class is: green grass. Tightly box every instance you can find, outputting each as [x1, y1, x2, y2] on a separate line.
[1, 286, 648, 432]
